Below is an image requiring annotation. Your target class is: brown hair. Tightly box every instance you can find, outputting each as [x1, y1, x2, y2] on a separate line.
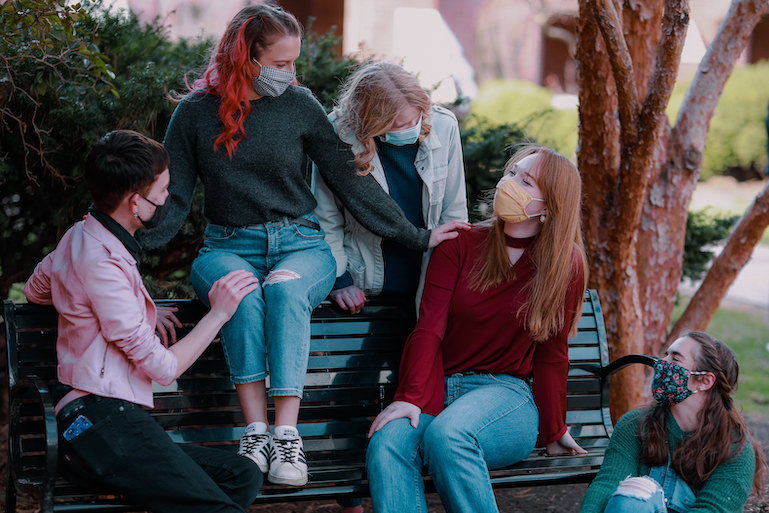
[193, 3, 302, 158]
[640, 331, 766, 493]
[469, 144, 588, 341]
[84, 130, 169, 213]
[334, 61, 432, 175]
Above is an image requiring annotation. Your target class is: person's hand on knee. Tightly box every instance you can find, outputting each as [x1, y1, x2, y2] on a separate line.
[208, 270, 260, 322]
[368, 401, 421, 437]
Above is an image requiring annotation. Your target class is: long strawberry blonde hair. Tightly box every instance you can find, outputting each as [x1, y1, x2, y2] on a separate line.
[470, 144, 588, 341]
[334, 61, 432, 175]
[192, 4, 302, 158]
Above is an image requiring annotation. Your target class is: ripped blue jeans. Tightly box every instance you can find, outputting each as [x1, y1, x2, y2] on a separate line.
[190, 217, 335, 397]
[604, 459, 696, 513]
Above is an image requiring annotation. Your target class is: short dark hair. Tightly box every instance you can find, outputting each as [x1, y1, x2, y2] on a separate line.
[84, 130, 169, 212]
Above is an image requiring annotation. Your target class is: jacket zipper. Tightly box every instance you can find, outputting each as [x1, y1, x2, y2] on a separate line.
[100, 344, 108, 377]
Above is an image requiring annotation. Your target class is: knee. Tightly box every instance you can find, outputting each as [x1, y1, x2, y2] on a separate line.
[229, 289, 262, 317]
[366, 428, 399, 467]
[613, 476, 661, 499]
[604, 476, 663, 513]
[262, 269, 306, 301]
[423, 416, 470, 454]
[366, 420, 419, 471]
[228, 458, 263, 507]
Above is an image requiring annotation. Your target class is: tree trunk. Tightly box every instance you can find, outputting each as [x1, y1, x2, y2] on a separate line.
[639, 0, 769, 353]
[578, 0, 688, 419]
[670, 179, 769, 339]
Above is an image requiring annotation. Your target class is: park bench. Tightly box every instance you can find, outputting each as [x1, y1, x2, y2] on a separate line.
[4, 290, 656, 513]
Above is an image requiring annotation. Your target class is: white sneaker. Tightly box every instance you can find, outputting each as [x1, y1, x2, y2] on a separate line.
[238, 422, 271, 473]
[267, 425, 308, 486]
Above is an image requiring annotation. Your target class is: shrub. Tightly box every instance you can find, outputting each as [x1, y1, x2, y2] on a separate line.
[682, 209, 739, 282]
[668, 62, 769, 181]
[468, 79, 578, 158]
[0, 0, 213, 298]
[0, 2, 361, 298]
[458, 118, 529, 221]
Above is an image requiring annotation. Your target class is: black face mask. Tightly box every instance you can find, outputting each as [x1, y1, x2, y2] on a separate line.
[135, 194, 166, 230]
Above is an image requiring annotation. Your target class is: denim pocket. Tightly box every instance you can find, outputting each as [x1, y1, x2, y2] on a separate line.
[487, 373, 532, 395]
[205, 224, 237, 241]
[346, 254, 366, 287]
[291, 222, 324, 240]
[62, 415, 122, 478]
[668, 475, 696, 512]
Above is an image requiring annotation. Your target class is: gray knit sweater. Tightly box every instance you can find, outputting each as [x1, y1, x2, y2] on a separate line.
[138, 86, 431, 250]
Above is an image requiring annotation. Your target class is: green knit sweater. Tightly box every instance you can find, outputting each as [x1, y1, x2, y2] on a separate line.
[580, 408, 755, 513]
[138, 86, 431, 251]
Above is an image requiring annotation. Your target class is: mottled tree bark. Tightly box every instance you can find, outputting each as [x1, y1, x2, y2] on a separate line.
[579, 0, 686, 417]
[577, 0, 768, 419]
[646, 0, 769, 349]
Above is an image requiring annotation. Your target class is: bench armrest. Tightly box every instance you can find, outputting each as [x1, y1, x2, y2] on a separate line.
[599, 354, 657, 380]
[572, 354, 656, 381]
[9, 376, 59, 509]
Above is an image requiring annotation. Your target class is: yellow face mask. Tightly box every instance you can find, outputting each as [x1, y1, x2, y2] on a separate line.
[493, 178, 545, 224]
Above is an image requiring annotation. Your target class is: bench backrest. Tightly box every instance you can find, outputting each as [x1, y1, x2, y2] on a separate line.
[4, 289, 611, 501]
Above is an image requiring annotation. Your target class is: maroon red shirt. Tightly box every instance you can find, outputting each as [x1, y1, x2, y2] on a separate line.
[393, 226, 584, 445]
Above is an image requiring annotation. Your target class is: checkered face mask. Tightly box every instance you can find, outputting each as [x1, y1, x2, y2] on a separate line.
[252, 58, 294, 97]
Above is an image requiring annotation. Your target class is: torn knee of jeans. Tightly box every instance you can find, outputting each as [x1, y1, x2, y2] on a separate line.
[264, 269, 301, 286]
[614, 476, 662, 500]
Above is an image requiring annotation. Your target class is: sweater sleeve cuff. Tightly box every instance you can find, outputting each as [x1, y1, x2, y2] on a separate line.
[537, 423, 568, 447]
[415, 228, 431, 252]
[333, 271, 353, 290]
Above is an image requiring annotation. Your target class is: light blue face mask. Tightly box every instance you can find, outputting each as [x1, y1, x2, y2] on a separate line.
[382, 118, 422, 146]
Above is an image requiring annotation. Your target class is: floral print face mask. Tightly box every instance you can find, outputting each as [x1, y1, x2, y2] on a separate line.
[651, 359, 707, 404]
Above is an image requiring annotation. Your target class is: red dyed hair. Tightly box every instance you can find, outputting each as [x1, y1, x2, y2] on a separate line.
[192, 4, 302, 158]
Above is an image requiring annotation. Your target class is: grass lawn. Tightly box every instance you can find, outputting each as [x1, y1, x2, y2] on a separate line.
[672, 297, 769, 416]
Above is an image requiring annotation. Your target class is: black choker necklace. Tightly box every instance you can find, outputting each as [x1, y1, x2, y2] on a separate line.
[504, 233, 537, 249]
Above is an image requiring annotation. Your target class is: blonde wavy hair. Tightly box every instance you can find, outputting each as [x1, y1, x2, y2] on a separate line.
[334, 61, 432, 175]
[470, 144, 588, 341]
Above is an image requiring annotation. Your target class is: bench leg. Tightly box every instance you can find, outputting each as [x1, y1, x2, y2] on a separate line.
[6, 471, 17, 513]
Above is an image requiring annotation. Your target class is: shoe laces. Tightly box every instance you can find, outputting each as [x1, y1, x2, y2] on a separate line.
[273, 437, 302, 463]
[240, 432, 270, 453]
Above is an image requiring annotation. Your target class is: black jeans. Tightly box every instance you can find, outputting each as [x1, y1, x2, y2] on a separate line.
[57, 395, 262, 513]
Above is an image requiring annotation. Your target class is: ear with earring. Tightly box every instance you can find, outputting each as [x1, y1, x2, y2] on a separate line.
[540, 214, 547, 223]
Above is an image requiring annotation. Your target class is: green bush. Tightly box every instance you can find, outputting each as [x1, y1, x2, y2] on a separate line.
[0, 0, 213, 298]
[468, 79, 578, 159]
[0, 2, 362, 298]
[681, 209, 739, 282]
[458, 118, 529, 221]
[668, 62, 769, 180]
[296, 20, 358, 111]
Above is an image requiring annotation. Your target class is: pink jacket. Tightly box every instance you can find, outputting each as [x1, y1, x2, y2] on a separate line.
[24, 214, 178, 408]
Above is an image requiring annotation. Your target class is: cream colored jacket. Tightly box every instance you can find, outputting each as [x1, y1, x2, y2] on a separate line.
[312, 105, 468, 299]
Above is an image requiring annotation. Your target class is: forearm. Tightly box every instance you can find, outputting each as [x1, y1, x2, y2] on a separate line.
[321, 166, 431, 251]
[306, 113, 431, 250]
[170, 310, 229, 378]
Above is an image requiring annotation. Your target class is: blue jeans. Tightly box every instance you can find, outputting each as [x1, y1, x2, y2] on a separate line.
[367, 373, 539, 513]
[604, 461, 696, 513]
[57, 395, 262, 513]
[191, 217, 335, 396]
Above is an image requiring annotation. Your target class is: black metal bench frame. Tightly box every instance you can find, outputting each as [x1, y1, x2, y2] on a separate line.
[4, 290, 655, 512]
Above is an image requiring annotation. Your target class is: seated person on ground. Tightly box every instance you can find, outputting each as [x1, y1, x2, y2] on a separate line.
[579, 331, 765, 513]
